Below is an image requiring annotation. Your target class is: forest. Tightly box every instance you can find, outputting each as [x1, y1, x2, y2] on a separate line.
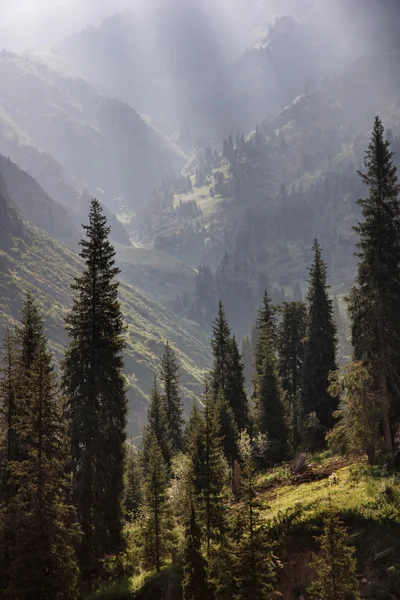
[2, 118, 400, 599]
[3, 1, 400, 598]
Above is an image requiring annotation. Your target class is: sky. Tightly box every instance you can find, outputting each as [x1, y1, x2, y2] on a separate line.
[0, 0, 138, 50]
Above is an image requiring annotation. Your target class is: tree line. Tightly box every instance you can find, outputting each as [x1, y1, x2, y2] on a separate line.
[0, 116, 399, 598]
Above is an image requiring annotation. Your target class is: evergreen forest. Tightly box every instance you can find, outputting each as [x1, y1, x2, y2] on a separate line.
[2, 1, 400, 598]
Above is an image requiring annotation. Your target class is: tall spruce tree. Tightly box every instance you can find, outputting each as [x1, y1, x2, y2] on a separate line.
[253, 291, 278, 396]
[187, 387, 228, 554]
[16, 293, 45, 375]
[226, 336, 249, 431]
[253, 294, 289, 463]
[302, 240, 337, 433]
[256, 342, 289, 464]
[7, 307, 79, 600]
[210, 301, 232, 397]
[308, 512, 360, 600]
[1, 296, 48, 586]
[241, 336, 253, 391]
[348, 117, 400, 454]
[63, 199, 127, 575]
[278, 302, 308, 449]
[235, 432, 280, 600]
[159, 341, 183, 453]
[216, 389, 239, 466]
[0, 329, 17, 584]
[141, 432, 173, 572]
[182, 505, 210, 600]
[143, 376, 172, 468]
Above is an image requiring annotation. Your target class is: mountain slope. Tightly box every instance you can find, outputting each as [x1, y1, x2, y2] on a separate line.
[0, 193, 210, 436]
[0, 50, 185, 210]
[0, 153, 80, 247]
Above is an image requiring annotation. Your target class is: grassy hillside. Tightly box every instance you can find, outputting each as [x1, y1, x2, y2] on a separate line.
[0, 207, 211, 436]
[86, 454, 400, 599]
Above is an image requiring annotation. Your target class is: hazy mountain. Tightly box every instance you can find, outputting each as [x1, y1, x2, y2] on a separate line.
[0, 153, 80, 247]
[45, 1, 361, 141]
[0, 50, 185, 211]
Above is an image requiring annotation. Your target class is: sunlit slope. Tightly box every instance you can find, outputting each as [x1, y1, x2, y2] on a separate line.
[0, 198, 210, 435]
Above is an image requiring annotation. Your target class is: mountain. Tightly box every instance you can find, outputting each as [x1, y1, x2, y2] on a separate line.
[0, 182, 210, 436]
[0, 50, 185, 211]
[47, 0, 370, 141]
[0, 153, 80, 247]
[127, 47, 400, 337]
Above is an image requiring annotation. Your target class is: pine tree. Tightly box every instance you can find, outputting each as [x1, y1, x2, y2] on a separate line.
[187, 387, 228, 554]
[185, 401, 206, 504]
[16, 292, 45, 375]
[327, 362, 380, 465]
[216, 389, 239, 466]
[302, 240, 337, 434]
[348, 117, 400, 454]
[141, 432, 173, 572]
[8, 325, 79, 600]
[0, 329, 18, 583]
[256, 342, 289, 464]
[253, 291, 278, 396]
[143, 376, 172, 468]
[234, 432, 280, 600]
[226, 336, 249, 431]
[160, 341, 183, 453]
[210, 301, 232, 397]
[308, 512, 360, 600]
[63, 199, 127, 574]
[241, 336, 253, 391]
[278, 302, 307, 449]
[182, 505, 210, 600]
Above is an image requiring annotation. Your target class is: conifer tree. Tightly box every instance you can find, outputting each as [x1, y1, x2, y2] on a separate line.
[8, 323, 79, 599]
[182, 505, 209, 600]
[253, 294, 289, 463]
[328, 362, 380, 465]
[348, 117, 400, 454]
[308, 512, 360, 600]
[187, 387, 228, 554]
[256, 343, 289, 464]
[278, 302, 307, 449]
[253, 291, 278, 396]
[0, 329, 17, 583]
[16, 292, 46, 375]
[141, 432, 173, 572]
[241, 336, 253, 391]
[143, 376, 172, 468]
[185, 401, 206, 504]
[210, 301, 232, 397]
[234, 432, 280, 600]
[302, 240, 337, 433]
[216, 389, 239, 466]
[226, 336, 249, 431]
[160, 341, 183, 453]
[63, 199, 127, 574]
